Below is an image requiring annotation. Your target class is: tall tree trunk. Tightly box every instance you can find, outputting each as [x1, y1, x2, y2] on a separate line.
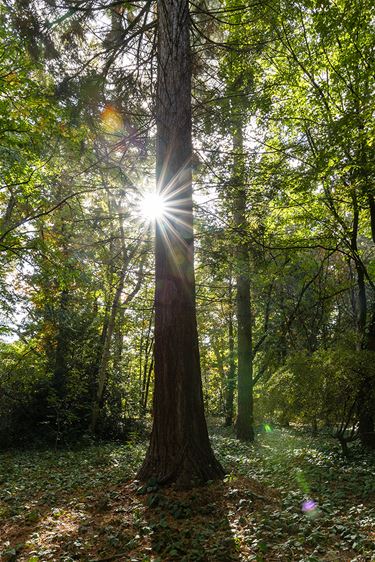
[233, 125, 254, 441]
[368, 194, 375, 245]
[359, 296, 375, 448]
[350, 191, 375, 448]
[225, 276, 236, 426]
[137, 0, 224, 487]
[364, 183, 375, 448]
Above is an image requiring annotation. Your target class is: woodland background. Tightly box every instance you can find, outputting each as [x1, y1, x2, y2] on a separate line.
[0, 0, 374, 451]
[0, 1, 375, 560]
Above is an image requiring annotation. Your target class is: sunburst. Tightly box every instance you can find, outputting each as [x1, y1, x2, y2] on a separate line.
[140, 191, 167, 221]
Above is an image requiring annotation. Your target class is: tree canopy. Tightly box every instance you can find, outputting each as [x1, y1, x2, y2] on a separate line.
[0, 0, 374, 472]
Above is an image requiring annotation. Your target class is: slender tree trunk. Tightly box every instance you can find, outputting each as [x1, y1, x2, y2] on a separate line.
[368, 194, 375, 245]
[233, 125, 254, 441]
[113, 305, 125, 373]
[137, 0, 224, 487]
[363, 193, 375, 447]
[141, 336, 154, 416]
[212, 341, 227, 414]
[139, 299, 154, 415]
[53, 288, 69, 400]
[91, 270, 126, 433]
[142, 351, 154, 416]
[213, 342, 225, 382]
[91, 255, 144, 433]
[225, 277, 235, 426]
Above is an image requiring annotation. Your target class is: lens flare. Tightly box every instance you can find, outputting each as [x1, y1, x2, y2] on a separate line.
[302, 499, 317, 513]
[101, 105, 124, 133]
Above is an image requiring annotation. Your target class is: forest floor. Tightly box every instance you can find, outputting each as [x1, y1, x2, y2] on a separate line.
[0, 424, 374, 562]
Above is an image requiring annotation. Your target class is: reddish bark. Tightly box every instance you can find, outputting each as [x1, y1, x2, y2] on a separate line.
[137, 0, 224, 487]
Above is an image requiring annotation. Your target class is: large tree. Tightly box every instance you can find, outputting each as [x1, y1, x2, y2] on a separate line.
[137, 0, 224, 486]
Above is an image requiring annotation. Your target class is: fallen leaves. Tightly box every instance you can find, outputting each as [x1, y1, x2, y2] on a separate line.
[0, 426, 374, 561]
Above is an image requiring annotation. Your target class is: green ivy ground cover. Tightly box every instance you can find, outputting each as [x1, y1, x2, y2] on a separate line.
[0, 426, 374, 561]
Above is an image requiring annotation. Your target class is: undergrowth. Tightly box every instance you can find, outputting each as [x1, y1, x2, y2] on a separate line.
[0, 426, 374, 561]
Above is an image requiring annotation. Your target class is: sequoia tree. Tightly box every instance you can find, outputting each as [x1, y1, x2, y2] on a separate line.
[137, 0, 224, 486]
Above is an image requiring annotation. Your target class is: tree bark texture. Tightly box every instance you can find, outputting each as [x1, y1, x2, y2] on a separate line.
[233, 125, 254, 442]
[137, 0, 224, 487]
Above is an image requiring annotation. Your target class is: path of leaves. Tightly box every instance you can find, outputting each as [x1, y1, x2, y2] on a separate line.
[0, 426, 374, 561]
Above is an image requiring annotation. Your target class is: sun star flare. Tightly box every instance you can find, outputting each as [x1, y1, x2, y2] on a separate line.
[140, 191, 167, 221]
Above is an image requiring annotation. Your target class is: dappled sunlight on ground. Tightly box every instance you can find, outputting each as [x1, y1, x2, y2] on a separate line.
[0, 427, 374, 560]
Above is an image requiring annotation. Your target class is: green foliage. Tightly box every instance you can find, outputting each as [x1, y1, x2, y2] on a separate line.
[213, 426, 375, 559]
[0, 340, 50, 447]
[262, 346, 375, 433]
[0, 1, 154, 442]
[1, 0, 375, 452]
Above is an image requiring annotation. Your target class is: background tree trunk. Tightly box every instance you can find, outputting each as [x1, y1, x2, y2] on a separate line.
[225, 276, 235, 426]
[233, 125, 254, 441]
[137, 0, 224, 487]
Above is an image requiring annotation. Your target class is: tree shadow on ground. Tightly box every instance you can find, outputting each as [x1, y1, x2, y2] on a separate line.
[0, 476, 242, 562]
[142, 481, 241, 562]
[3, 431, 374, 561]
